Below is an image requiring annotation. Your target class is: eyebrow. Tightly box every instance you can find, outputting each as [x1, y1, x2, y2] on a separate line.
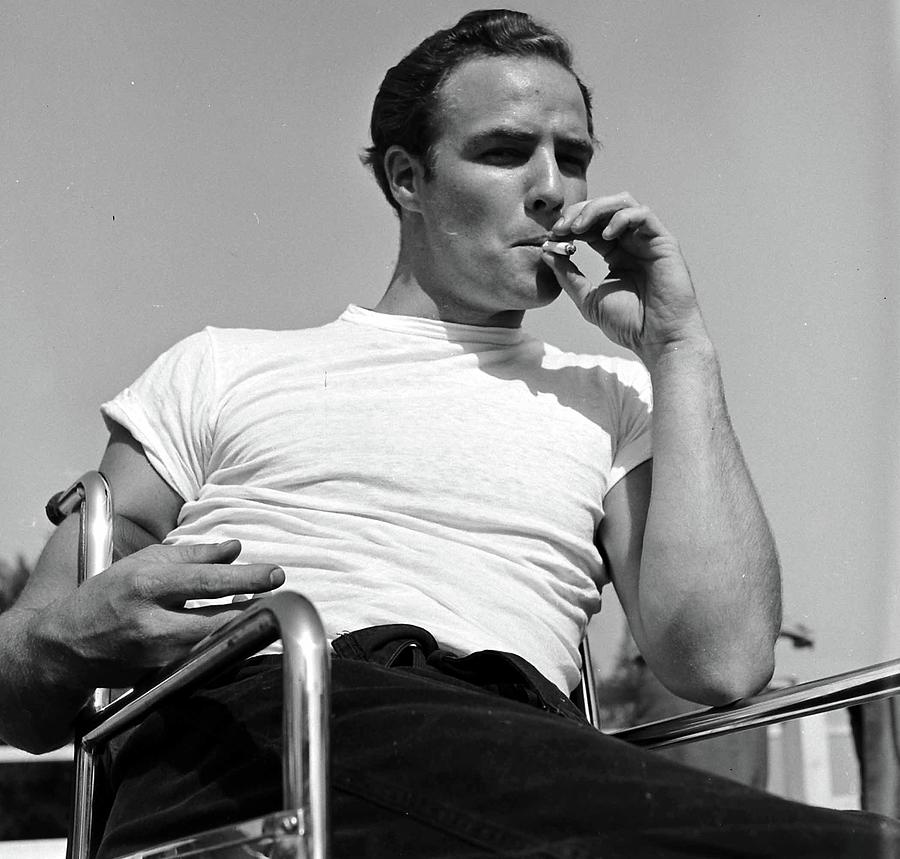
[462, 127, 596, 163]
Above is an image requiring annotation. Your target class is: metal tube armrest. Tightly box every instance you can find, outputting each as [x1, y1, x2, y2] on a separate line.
[51, 472, 330, 859]
[609, 656, 900, 749]
[78, 591, 330, 837]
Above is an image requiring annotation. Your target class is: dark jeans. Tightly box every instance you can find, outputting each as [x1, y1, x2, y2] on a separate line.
[97, 625, 900, 858]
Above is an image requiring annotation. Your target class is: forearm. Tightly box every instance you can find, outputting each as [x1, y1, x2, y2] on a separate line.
[638, 340, 782, 703]
[0, 510, 157, 752]
[549, 195, 781, 701]
[0, 518, 99, 752]
[0, 604, 93, 752]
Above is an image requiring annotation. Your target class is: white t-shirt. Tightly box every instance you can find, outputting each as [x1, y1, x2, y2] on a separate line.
[101, 305, 652, 692]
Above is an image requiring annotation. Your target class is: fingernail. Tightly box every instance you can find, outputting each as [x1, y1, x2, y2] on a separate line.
[269, 567, 285, 587]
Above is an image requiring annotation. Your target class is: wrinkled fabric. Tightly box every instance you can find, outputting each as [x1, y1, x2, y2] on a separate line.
[97, 627, 900, 859]
[100, 306, 653, 693]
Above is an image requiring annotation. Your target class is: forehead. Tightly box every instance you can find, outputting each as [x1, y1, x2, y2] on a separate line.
[434, 55, 591, 145]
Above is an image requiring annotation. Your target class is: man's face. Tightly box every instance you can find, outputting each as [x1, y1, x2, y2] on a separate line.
[411, 55, 593, 322]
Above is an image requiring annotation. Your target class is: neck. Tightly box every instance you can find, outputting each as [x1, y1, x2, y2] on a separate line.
[374, 236, 524, 329]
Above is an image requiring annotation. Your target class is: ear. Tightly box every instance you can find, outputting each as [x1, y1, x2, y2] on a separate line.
[383, 145, 426, 214]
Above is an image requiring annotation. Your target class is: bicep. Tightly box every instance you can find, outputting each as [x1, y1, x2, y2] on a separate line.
[99, 422, 184, 543]
[595, 459, 652, 650]
[15, 423, 184, 611]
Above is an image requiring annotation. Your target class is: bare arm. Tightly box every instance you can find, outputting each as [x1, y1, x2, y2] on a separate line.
[546, 194, 781, 705]
[0, 424, 283, 752]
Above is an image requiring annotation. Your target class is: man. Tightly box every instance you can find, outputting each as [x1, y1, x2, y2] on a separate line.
[0, 10, 896, 857]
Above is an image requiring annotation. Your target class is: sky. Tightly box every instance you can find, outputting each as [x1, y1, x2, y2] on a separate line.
[2, 0, 899, 683]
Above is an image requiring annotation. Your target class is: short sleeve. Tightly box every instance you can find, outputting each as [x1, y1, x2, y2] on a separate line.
[607, 359, 653, 491]
[100, 329, 217, 502]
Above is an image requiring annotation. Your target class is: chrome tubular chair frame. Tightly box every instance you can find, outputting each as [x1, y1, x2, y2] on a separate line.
[576, 640, 601, 730]
[47, 472, 331, 859]
[47, 472, 116, 858]
[606, 654, 900, 750]
[47, 472, 900, 854]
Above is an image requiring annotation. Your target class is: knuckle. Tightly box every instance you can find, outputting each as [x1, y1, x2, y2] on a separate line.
[182, 542, 213, 561]
[191, 567, 221, 595]
[130, 569, 165, 602]
[132, 608, 160, 640]
[194, 564, 248, 597]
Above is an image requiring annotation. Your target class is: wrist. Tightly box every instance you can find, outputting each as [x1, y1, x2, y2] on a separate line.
[0, 607, 89, 752]
[29, 601, 95, 696]
[640, 332, 718, 374]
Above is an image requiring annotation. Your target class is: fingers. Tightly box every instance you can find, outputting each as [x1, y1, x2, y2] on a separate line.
[552, 192, 639, 237]
[541, 248, 595, 310]
[61, 541, 287, 687]
[157, 563, 284, 604]
[551, 198, 592, 234]
[188, 600, 267, 621]
[99, 603, 265, 680]
[179, 604, 281, 656]
[601, 205, 668, 243]
[119, 540, 285, 605]
[552, 192, 669, 246]
[136, 539, 243, 565]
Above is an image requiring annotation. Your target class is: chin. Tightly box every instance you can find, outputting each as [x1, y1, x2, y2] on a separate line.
[489, 268, 562, 313]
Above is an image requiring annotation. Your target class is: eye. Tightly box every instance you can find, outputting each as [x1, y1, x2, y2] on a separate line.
[559, 155, 589, 177]
[480, 148, 527, 166]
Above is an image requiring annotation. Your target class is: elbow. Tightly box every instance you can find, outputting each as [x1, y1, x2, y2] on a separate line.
[643, 624, 777, 705]
[717, 625, 779, 703]
[686, 673, 769, 708]
[669, 651, 776, 707]
[0, 709, 74, 756]
[0, 727, 72, 757]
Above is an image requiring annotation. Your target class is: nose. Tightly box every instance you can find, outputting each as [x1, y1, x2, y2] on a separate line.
[524, 149, 565, 218]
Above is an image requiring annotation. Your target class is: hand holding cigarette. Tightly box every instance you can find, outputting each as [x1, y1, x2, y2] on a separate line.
[542, 193, 706, 364]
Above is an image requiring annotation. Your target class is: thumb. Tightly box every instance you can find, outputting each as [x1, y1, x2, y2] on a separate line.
[541, 251, 595, 311]
[133, 540, 243, 565]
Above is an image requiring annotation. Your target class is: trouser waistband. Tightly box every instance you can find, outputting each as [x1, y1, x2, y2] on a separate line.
[331, 623, 589, 725]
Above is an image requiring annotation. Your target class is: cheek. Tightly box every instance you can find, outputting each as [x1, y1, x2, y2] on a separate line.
[434, 183, 495, 233]
[428, 168, 516, 233]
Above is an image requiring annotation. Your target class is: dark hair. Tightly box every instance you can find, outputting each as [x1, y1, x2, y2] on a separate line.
[362, 9, 594, 215]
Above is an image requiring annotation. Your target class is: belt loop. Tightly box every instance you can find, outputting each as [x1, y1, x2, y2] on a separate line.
[331, 625, 439, 666]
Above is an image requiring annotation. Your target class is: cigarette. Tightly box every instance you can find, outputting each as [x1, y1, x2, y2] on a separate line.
[542, 240, 576, 256]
